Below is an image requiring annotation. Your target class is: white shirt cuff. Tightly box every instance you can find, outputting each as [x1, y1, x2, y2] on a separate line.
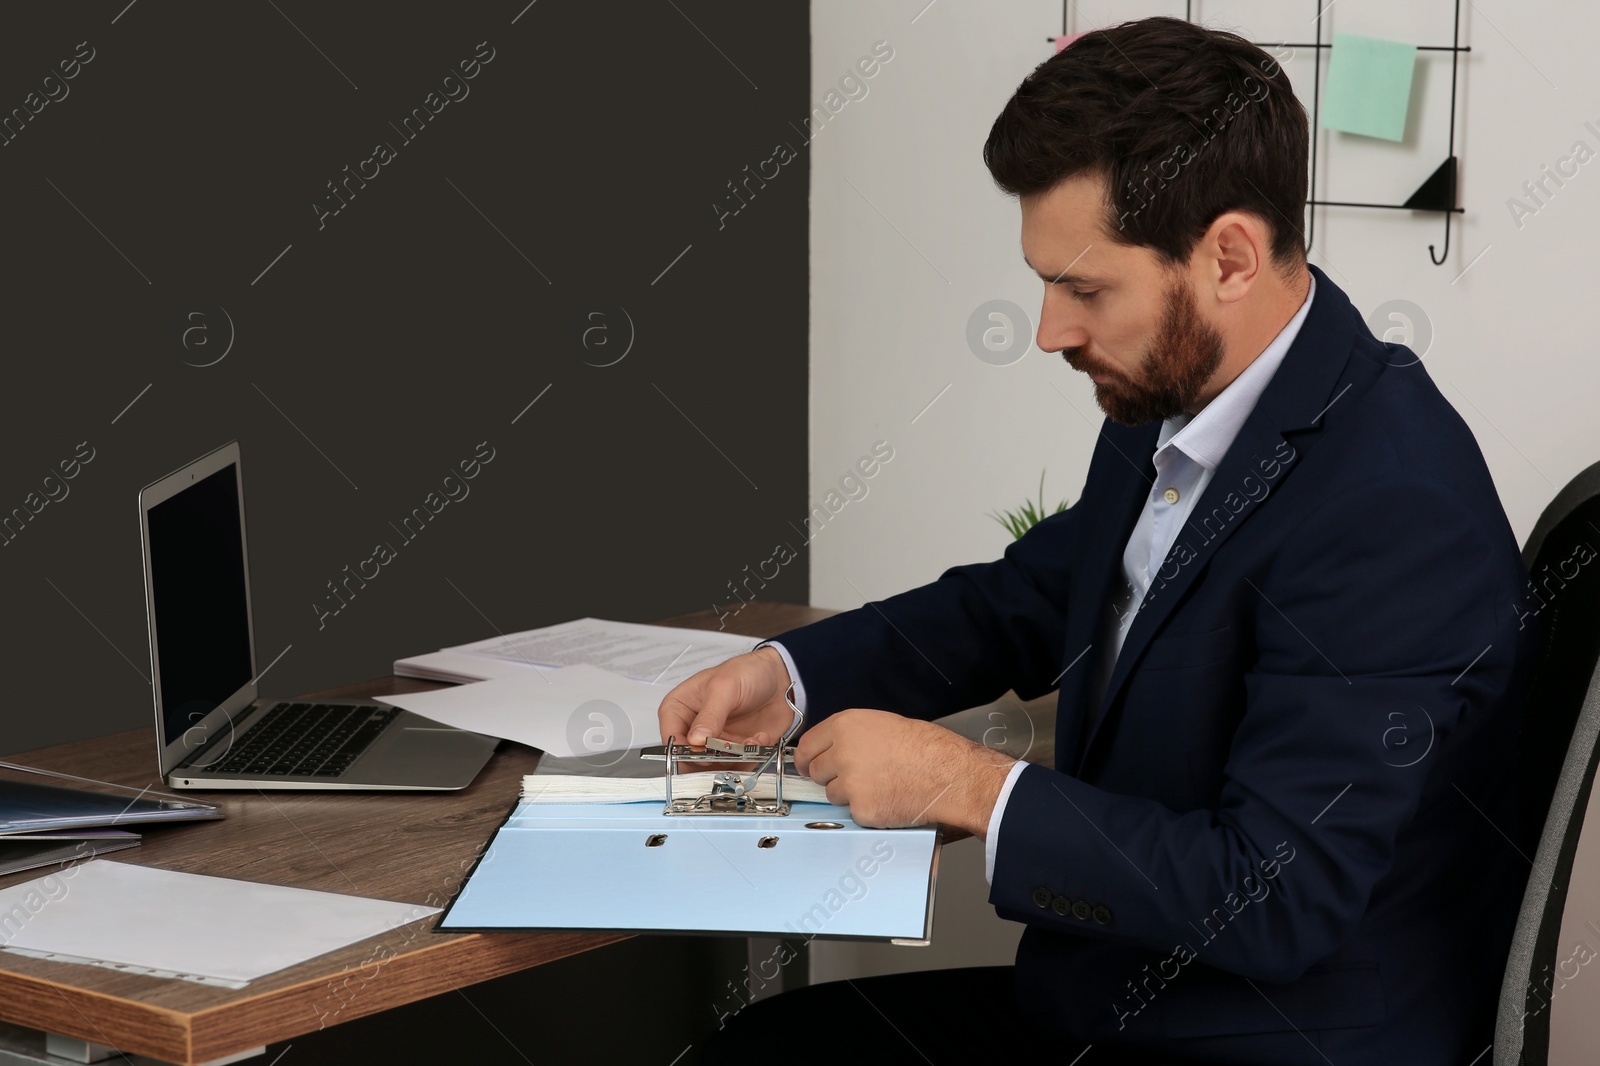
[755, 640, 807, 716]
[984, 760, 1031, 884]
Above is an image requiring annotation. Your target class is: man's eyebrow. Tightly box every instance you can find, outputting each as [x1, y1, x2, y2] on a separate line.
[1021, 250, 1100, 285]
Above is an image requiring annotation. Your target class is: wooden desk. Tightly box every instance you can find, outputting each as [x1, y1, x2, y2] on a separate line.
[0, 602, 1053, 1065]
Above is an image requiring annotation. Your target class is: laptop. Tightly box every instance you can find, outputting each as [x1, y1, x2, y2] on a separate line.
[139, 441, 500, 790]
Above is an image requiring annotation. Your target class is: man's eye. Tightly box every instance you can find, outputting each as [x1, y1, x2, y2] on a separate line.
[1069, 288, 1099, 301]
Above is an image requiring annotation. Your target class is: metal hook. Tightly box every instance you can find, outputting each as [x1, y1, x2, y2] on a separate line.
[1428, 212, 1451, 266]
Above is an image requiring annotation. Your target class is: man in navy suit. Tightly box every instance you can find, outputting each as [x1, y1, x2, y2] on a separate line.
[666, 17, 1534, 1064]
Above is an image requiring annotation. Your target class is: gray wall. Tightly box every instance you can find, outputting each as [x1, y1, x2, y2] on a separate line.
[0, 0, 809, 758]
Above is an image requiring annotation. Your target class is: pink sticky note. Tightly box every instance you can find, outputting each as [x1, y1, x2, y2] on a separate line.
[1054, 32, 1088, 53]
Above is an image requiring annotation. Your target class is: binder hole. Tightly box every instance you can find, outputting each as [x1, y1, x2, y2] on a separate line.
[804, 821, 844, 830]
[757, 836, 779, 848]
[645, 834, 668, 847]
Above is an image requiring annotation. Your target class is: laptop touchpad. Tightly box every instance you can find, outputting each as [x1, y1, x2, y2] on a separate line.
[363, 725, 495, 786]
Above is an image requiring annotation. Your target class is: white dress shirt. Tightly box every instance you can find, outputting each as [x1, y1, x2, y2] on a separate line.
[764, 275, 1316, 884]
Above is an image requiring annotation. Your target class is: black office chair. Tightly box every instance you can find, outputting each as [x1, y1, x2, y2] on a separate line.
[1495, 460, 1600, 1065]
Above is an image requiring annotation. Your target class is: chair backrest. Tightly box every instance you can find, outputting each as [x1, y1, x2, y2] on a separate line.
[1496, 664, 1600, 1064]
[1496, 461, 1600, 1064]
[1513, 463, 1600, 849]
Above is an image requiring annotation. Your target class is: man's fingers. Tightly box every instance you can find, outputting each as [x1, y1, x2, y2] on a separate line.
[822, 773, 848, 809]
[656, 653, 792, 746]
[657, 673, 724, 744]
[793, 720, 834, 778]
[688, 671, 756, 743]
[659, 669, 751, 744]
[655, 683, 699, 742]
[657, 699, 695, 744]
[681, 705, 728, 745]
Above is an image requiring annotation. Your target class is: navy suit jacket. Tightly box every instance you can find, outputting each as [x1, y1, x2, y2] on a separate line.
[773, 266, 1536, 1064]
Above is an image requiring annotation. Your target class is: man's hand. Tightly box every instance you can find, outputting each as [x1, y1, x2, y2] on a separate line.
[794, 708, 1017, 836]
[657, 645, 798, 747]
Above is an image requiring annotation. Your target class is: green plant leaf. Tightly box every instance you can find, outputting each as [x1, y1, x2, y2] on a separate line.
[988, 469, 1071, 540]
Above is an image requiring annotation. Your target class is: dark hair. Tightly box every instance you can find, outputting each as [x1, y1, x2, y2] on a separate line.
[983, 17, 1307, 269]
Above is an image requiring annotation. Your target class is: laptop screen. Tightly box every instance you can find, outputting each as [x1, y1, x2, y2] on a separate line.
[148, 462, 254, 747]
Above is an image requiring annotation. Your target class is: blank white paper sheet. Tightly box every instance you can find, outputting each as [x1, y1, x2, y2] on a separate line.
[0, 860, 438, 988]
[377, 663, 669, 757]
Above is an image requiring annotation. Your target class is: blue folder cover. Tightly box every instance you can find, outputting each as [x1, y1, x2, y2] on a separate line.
[437, 800, 941, 942]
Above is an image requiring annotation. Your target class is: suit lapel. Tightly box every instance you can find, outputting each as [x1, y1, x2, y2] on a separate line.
[1073, 265, 1370, 773]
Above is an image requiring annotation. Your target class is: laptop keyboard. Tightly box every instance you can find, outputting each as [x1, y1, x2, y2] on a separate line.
[202, 702, 402, 778]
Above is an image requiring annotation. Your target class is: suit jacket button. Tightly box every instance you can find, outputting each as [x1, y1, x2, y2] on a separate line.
[1071, 900, 1093, 920]
[1092, 905, 1113, 925]
[1032, 887, 1052, 908]
[1052, 895, 1071, 916]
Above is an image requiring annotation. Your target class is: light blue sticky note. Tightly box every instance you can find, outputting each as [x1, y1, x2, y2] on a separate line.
[1320, 33, 1418, 142]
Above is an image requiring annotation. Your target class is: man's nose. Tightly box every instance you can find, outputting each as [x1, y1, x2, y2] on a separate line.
[1037, 288, 1089, 353]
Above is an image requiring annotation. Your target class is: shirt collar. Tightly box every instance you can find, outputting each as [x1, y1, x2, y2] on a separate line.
[1156, 273, 1317, 470]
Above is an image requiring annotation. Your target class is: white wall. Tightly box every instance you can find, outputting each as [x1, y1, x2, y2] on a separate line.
[807, 0, 1600, 984]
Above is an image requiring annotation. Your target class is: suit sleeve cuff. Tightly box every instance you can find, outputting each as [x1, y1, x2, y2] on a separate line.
[984, 760, 1032, 884]
[754, 639, 807, 716]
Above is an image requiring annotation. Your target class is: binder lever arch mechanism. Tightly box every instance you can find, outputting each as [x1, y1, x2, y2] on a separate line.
[645, 683, 806, 815]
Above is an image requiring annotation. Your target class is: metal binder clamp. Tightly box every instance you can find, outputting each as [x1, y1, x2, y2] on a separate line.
[647, 682, 805, 816]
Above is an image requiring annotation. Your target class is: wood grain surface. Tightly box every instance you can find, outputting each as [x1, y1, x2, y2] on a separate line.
[0, 601, 1055, 1064]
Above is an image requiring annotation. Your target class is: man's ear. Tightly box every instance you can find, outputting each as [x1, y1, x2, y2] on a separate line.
[1196, 211, 1269, 305]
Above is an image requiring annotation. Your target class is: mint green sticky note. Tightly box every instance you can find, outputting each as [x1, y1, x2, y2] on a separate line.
[1321, 33, 1418, 142]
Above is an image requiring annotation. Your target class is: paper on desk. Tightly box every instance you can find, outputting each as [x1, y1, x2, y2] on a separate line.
[392, 649, 549, 685]
[0, 860, 438, 989]
[378, 663, 667, 757]
[448, 617, 757, 687]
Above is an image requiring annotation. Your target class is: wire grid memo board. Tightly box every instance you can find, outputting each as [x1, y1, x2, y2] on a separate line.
[1050, 1, 1470, 265]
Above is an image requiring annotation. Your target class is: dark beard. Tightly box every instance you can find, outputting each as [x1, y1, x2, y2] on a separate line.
[1063, 278, 1226, 426]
